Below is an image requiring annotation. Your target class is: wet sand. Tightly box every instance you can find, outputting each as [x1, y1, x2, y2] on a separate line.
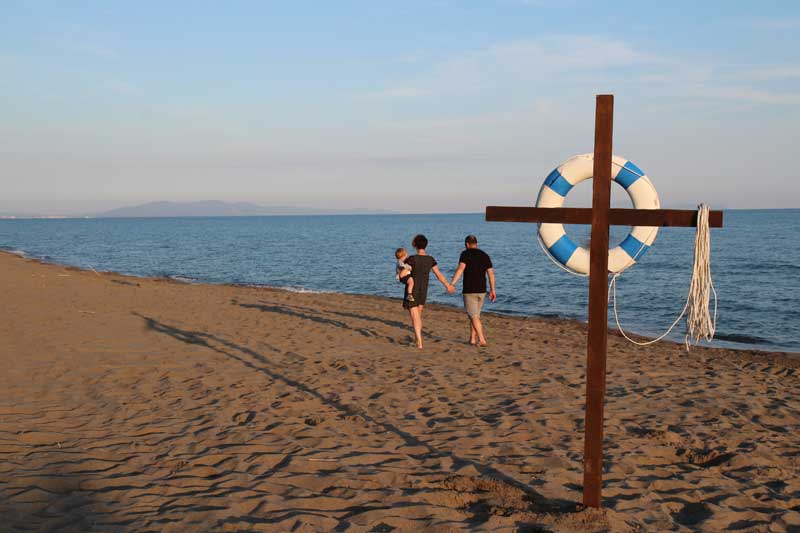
[1, 250, 798, 532]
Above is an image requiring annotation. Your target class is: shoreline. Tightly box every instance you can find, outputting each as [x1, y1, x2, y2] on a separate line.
[1, 248, 796, 362]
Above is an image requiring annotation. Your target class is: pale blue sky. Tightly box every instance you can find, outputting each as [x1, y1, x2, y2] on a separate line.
[1, 1, 798, 214]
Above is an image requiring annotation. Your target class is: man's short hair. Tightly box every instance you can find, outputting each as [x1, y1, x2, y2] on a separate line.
[412, 234, 428, 249]
[465, 234, 478, 246]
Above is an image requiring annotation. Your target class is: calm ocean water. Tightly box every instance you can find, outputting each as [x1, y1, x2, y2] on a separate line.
[1, 210, 798, 352]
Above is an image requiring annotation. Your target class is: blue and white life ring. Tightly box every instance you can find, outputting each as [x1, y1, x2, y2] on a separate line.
[536, 153, 660, 275]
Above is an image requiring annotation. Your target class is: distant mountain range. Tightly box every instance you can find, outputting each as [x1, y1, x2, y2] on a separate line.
[94, 201, 393, 218]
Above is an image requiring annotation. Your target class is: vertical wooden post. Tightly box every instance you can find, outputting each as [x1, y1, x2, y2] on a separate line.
[583, 94, 614, 508]
[485, 94, 723, 508]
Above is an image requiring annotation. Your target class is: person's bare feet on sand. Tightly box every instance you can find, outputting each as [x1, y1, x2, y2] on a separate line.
[408, 335, 423, 349]
[470, 335, 487, 347]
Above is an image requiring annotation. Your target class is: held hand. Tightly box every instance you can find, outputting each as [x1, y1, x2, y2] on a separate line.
[489, 290, 496, 302]
[447, 284, 456, 294]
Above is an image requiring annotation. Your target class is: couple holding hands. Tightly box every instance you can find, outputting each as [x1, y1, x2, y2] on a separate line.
[395, 233, 496, 349]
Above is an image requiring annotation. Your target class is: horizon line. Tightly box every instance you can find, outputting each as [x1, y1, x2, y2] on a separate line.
[2, 207, 799, 221]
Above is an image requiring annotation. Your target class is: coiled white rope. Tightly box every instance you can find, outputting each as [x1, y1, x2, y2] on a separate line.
[611, 204, 717, 349]
[537, 204, 717, 350]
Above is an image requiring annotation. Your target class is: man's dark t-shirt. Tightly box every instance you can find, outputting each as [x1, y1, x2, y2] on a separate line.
[459, 248, 492, 294]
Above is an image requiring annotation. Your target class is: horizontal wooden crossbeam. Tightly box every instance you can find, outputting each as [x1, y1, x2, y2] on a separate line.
[485, 206, 724, 227]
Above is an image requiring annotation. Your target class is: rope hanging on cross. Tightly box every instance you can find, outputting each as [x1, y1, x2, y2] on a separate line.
[485, 95, 724, 509]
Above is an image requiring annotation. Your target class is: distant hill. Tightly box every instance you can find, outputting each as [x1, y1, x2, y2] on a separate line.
[95, 201, 392, 218]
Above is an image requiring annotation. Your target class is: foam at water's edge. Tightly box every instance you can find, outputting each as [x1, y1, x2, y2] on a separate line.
[266, 285, 331, 294]
[167, 275, 199, 284]
[0, 246, 28, 257]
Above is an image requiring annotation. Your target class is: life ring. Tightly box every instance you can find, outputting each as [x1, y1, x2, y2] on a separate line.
[536, 153, 660, 275]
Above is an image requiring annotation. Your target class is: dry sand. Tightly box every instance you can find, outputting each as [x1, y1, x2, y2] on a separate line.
[1, 250, 799, 532]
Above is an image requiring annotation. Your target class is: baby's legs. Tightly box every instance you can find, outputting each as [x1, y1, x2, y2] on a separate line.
[404, 274, 414, 295]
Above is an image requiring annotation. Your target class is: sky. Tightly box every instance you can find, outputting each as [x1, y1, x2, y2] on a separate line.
[1, 1, 799, 215]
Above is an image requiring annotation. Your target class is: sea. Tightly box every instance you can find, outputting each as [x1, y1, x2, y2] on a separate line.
[1, 210, 798, 353]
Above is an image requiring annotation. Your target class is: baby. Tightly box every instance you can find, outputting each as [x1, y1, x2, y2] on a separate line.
[394, 247, 415, 302]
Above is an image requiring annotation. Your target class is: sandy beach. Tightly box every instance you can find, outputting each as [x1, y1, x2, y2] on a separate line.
[1, 250, 798, 532]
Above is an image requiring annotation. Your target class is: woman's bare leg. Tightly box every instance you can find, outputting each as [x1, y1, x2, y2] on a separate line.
[408, 306, 423, 349]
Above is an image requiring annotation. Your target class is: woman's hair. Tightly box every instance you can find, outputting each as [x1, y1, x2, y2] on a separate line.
[412, 234, 428, 250]
[395, 247, 406, 259]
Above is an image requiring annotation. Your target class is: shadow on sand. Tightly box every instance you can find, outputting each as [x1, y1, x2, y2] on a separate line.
[2, 464, 130, 531]
[235, 301, 383, 339]
[134, 313, 581, 524]
[233, 299, 460, 344]
[242, 298, 412, 331]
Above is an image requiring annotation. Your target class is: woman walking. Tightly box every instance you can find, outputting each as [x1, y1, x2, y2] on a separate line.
[402, 234, 453, 349]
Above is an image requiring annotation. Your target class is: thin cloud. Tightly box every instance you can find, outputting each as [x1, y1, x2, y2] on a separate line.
[106, 80, 138, 95]
[712, 86, 800, 105]
[76, 44, 117, 59]
[361, 87, 431, 100]
[366, 34, 650, 99]
[748, 17, 800, 30]
[637, 63, 800, 106]
[363, 34, 800, 113]
[736, 66, 800, 81]
[391, 50, 428, 64]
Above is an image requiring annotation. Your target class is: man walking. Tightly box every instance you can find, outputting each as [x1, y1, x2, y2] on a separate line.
[450, 235, 496, 346]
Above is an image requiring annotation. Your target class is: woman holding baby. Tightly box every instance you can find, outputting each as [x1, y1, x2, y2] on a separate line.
[397, 234, 454, 349]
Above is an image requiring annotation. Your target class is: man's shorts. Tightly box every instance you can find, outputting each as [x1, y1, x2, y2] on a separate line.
[463, 292, 486, 318]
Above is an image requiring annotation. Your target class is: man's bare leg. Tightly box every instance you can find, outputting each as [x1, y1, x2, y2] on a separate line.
[469, 321, 477, 345]
[471, 316, 487, 346]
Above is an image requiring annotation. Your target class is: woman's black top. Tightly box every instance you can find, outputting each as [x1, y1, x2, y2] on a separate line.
[403, 254, 436, 308]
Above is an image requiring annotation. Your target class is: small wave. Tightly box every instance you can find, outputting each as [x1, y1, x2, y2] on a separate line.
[765, 263, 800, 273]
[714, 332, 773, 345]
[276, 285, 331, 294]
[0, 246, 29, 257]
[226, 281, 332, 294]
[168, 275, 198, 284]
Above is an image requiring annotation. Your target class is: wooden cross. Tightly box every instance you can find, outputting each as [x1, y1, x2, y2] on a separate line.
[485, 95, 723, 508]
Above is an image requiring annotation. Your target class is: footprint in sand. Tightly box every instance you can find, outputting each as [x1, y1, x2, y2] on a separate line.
[672, 501, 713, 527]
[305, 415, 324, 426]
[232, 411, 255, 425]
